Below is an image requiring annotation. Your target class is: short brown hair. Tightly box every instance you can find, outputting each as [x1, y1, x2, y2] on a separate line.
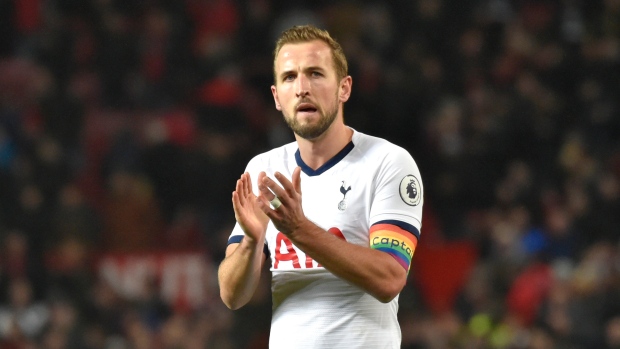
[273, 25, 348, 83]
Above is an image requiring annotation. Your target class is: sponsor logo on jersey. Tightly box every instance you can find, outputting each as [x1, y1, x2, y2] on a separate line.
[274, 228, 346, 269]
[399, 174, 422, 206]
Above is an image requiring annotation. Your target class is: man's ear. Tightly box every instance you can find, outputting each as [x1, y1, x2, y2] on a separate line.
[271, 85, 281, 110]
[339, 76, 352, 103]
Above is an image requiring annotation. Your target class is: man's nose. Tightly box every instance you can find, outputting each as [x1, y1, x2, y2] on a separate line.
[295, 75, 310, 97]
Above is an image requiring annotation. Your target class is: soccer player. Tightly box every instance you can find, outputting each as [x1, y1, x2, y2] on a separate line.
[218, 25, 423, 348]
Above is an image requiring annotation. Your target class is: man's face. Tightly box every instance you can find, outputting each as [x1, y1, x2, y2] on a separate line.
[271, 40, 350, 140]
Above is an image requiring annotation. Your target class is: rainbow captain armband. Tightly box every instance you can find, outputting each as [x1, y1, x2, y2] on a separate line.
[369, 220, 419, 273]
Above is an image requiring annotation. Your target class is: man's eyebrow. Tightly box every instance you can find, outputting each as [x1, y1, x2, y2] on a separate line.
[279, 70, 296, 79]
[305, 66, 325, 72]
[279, 66, 326, 78]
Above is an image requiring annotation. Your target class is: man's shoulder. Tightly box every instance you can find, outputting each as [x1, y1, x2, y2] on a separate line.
[353, 130, 412, 160]
[246, 140, 297, 168]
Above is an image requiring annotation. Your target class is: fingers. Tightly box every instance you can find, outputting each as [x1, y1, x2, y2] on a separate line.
[243, 172, 255, 197]
[260, 171, 300, 203]
[234, 172, 255, 208]
[240, 173, 248, 196]
[273, 171, 298, 199]
[249, 171, 303, 215]
[234, 178, 246, 206]
[261, 174, 286, 201]
[231, 190, 242, 216]
[269, 196, 282, 209]
[292, 167, 302, 195]
[258, 172, 276, 201]
[256, 195, 271, 211]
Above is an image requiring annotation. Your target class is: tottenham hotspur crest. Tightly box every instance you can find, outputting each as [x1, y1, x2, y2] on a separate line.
[338, 181, 351, 211]
[399, 175, 422, 206]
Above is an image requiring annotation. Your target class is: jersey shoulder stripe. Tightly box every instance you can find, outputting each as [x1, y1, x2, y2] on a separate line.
[373, 219, 420, 239]
[227, 235, 270, 258]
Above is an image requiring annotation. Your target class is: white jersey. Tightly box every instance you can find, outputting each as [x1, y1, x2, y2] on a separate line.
[228, 128, 423, 349]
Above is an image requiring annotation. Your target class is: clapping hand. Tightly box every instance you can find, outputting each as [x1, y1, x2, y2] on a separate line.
[232, 172, 269, 242]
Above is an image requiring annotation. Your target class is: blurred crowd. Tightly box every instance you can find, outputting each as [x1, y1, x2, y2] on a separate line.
[0, 0, 619, 348]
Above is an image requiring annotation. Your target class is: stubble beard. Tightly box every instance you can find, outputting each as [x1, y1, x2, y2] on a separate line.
[283, 95, 339, 140]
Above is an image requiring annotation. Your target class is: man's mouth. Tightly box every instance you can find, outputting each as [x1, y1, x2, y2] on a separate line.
[296, 103, 318, 114]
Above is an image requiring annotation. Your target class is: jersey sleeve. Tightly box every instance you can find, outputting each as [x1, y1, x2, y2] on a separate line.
[368, 146, 423, 272]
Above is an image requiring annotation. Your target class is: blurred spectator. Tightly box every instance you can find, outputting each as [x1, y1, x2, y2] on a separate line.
[39, 297, 82, 349]
[48, 183, 102, 260]
[101, 170, 165, 252]
[0, 231, 32, 281]
[606, 315, 620, 349]
[0, 277, 49, 341]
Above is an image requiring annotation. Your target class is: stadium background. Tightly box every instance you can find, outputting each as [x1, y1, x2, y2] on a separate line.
[0, 0, 619, 348]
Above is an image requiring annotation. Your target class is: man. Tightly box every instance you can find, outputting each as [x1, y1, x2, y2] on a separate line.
[218, 25, 423, 348]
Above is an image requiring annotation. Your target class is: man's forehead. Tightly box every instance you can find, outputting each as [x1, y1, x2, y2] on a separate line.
[276, 41, 331, 66]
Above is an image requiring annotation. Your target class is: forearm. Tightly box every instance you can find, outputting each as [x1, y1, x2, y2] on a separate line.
[218, 238, 266, 310]
[287, 220, 407, 303]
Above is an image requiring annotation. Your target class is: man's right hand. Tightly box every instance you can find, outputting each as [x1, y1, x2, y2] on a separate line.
[232, 172, 269, 242]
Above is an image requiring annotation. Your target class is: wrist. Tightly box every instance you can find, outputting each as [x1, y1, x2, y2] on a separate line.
[285, 219, 314, 240]
[241, 234, 265, 250]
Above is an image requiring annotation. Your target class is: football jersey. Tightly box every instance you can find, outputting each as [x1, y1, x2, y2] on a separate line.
[227, 128, 423, 349]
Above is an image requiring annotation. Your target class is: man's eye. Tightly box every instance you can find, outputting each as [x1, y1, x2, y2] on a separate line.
[284, 75, 295, 81]
[311, 71, 322, 77]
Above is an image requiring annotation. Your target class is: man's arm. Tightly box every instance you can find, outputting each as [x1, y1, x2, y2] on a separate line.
[218, 172, 270, 310]
[256, 168, 410, 303]
[287, 221, 407, 303]
[218, 240, 267, 310]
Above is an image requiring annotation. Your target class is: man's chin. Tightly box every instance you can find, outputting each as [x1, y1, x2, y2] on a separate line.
[294, 127, 324, 140]
[285, 110, 337, 140]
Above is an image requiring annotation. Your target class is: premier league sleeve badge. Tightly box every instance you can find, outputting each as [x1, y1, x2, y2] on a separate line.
[399, 175, 422, 206]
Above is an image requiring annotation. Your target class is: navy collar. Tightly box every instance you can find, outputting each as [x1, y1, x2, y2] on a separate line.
[295, 141, 355, 176]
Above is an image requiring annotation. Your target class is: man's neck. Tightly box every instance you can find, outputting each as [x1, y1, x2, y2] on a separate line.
[295, 122, 353, 171]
